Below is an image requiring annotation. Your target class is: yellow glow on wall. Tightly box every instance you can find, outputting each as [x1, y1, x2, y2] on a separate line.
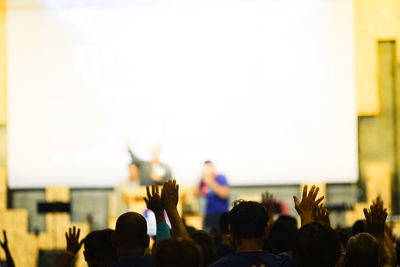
[354, 0, 400, 116]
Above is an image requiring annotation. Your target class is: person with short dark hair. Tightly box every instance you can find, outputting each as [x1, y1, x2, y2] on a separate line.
[345, 232, 380, 267]
[83, 229, 118, 267]
[111, 212, 152, 267]
[209, 200, 291, 267]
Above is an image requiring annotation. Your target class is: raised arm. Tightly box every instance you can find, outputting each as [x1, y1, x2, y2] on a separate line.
[161, 179, 189, 239]
[293, 185, 324, 226]
[0, 230, 15, 267]
[144, 185, 171, 242]
[261, 192, 276, 225]
[57, 227, 83, 267]
[363, 198, 395, 267]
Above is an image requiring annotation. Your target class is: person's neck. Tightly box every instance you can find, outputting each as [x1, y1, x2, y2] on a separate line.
[151, 159, 159, 164]
[234, 238, 263, 253]
[117, 247, 145, 259]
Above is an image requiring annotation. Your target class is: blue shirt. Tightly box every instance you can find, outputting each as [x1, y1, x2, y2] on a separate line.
[209, 251, 293, 267]
[200, 174, 229, 214]
[110, 254, 153, 267]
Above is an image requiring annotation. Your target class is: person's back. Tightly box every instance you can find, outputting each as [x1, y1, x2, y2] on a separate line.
[345, 232, 380, 267]
[209, 200, 291, 267]
[292, 222, 341, 267]
[111, 212, 152, 267]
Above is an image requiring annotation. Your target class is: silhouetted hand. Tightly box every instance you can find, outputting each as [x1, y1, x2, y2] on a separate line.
[144, 185, 165, 220]
[314, 204, 331, 228]
[65, 227, 83, 255]
[161, 179, 179, 211]
[0, 230, 9, 252]
[261, 192, 276, 223]
[293, 185, 324, 225]
[363, 199, 387, 237]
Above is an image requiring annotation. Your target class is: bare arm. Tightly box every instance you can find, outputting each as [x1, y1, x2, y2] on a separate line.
[161, 179, 189, 239]
[363, 198, 395, 267]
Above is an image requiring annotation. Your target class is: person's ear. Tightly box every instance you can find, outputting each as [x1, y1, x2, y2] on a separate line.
[264, 223, 270, 239]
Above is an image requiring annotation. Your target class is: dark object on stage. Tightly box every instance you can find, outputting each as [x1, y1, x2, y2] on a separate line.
[325, 203, 352, 212]
[37, 202, 70, 213]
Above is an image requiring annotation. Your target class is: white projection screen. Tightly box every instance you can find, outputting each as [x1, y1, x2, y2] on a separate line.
[7, 0, 358, 188]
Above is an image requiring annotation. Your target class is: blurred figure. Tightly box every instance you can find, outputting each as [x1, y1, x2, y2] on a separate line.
[199, 161, 229, 231]
[114, 142, 172, 215]
[189, 230, 216, 266]
[127, 142, 172, 186]
[83, 229, 118, 267]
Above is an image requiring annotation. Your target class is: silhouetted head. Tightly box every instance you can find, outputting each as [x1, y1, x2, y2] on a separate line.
[351, 220, 367, 235]
[153, 238, 203, 267]
[83, 229, 118, 267]
[293, 222, 341, 267]
[345, 232, 380, 267]
[189, 230, 216, 266]
[113, 212, 149, 256]
[267, 215, 298, 253]
[228, 200, 269, 247]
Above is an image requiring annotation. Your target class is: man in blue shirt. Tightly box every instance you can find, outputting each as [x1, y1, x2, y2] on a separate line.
[199, 161, 229, 230]
[209, 201, 293, 267]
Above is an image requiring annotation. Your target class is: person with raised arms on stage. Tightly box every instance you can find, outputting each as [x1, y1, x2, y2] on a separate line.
[126, 141, 172, 186]
[199, 160, 230, 231]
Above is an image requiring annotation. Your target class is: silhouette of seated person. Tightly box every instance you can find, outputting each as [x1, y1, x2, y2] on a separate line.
[111, 212, 152, 267]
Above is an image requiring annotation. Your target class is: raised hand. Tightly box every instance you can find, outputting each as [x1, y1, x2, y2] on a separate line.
[161, 179, 188, 238]
[261, 192, 276, 223]
[161, 179, 179, 211]
[0, 230, 9, 251]
[293, 185, 324, 225]
[65, 226, 83, 255]
[314, 204, 331, 228]
[144, 185, 165, 222]
[363, 200, 387, 237]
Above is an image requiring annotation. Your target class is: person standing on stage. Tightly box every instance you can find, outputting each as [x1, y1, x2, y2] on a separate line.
[199, 161, 230, 231]
[127, 142, 172, 186]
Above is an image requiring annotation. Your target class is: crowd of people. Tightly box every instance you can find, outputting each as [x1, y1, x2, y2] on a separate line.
[1, 180, 398, 267]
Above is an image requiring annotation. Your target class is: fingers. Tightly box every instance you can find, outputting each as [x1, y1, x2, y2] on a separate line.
[293, 196, 300, 207]
[76, 228, 80, 240]
[363, 208, 371, 221]
[302, 185, 307, 201]
[146, 186, 151, 199]
[316, 196, 324, 205]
